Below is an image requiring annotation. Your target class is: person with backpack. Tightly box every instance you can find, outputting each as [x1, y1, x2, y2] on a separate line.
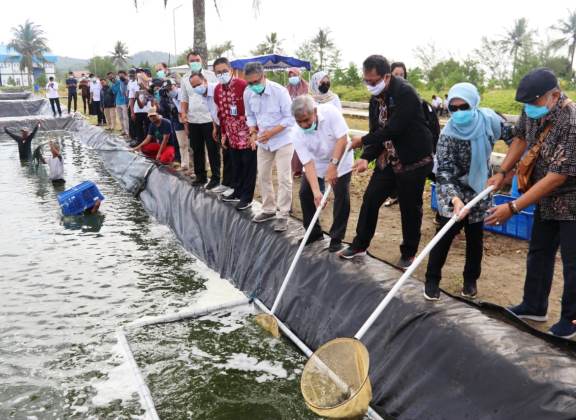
[423, 82, 501, 301]
[339, 55, 434, 269]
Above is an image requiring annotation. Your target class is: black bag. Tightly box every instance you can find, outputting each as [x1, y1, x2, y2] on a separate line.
[421, 100, 440, 152]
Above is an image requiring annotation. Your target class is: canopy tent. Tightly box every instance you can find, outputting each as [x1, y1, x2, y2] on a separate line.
[230, 54, 311, 71]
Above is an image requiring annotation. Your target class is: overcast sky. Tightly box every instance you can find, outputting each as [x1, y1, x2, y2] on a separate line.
[1, 0, 575, 68]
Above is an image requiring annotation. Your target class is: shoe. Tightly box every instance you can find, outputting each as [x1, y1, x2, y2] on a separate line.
[236, 201, 252, 211]
[549, 319, 576, 339]
[384, 197, 399, 207]
[205, 179, 220, 190]
[222, 189, 237, 200]
[328, 238, 343, 252]
[223, 194, 240, 203]
[304, 232, 324, 246]
[396, 256, 415, 270]
[423, 283, 441, 301]
[192, 179, 207, 187]
[274, 218, 288, 232]
[338, 246, 367, 260]
[461, 282, 478, 298]
[507, 303, 548, 322]
[252, 212, 276, 223]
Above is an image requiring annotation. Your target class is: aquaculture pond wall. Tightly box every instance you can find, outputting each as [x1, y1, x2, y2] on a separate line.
[3, 95, 576, 420]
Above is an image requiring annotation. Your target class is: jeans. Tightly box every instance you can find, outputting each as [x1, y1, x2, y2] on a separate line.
[230, 148, 257, 203]
[522, 212, 576, 321]
[67, 92, 77, 112]
[257, 143, 294, 217]
[188, 122, 221, 183]
[352, 162, 432, 258]
[300, 172, 351, 241]
[49, 98, 62, 116]
[425, 216, 484, 286]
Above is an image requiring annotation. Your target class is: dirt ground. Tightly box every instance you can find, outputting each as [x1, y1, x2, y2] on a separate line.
[283, 170, 565, 333]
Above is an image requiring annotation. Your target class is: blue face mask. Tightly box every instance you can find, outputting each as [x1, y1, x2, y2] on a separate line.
[156, 70, 166, 78]
[301, 121, 317, 134]
[288, 76, 300, 85]
[154, 91, 160, 101]
[524, 103, 550, 120]
[249, 83, 265, 95]
[451, 109, 474, 126]
[193, 85, 207, 96]
[189, 62, 202, 72]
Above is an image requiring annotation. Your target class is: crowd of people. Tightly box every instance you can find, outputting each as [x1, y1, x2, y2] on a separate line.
[36, 53, 576, 339]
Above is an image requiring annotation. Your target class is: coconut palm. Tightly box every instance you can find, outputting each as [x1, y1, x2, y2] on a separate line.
[551, 9, 576, 74]
[311, 28, 335, 70]
[8, 20, 50, 87]
[208, 40, 234, 60]
[251, 32, 283, 56]
[134, 0, 260, 62]
[500, 18, 534, 80]
[110, 41, 130, 69]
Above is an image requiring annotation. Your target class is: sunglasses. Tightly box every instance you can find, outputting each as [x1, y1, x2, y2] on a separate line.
[448, 103, 471, 112]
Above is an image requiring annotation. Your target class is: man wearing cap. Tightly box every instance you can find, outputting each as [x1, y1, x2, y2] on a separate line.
[4, 122, 42, 161]
[131, 107, 176, 164]
[486, 67, 576, 338]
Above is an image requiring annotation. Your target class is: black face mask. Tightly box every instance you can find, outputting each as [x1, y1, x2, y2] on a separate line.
[318, 82, 330, 94]
[119, 76, 126, 81]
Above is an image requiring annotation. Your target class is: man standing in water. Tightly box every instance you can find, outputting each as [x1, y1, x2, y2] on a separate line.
[4, 122, 42, 160]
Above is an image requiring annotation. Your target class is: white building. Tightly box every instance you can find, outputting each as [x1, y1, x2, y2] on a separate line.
[0, 43, 57, 87]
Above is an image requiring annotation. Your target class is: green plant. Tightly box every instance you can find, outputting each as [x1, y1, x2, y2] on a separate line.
[8, 19, 50, 86]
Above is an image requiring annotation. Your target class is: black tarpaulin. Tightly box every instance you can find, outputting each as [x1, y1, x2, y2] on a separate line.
[0, 92, 32, 100]
[0, 98, 51, 118]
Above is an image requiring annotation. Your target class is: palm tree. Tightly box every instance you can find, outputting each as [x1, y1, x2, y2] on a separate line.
[500, 18, 534, 80]
[208, 40, 234, 60]
[135, 1, 260, 62]
[551, 9, 576, 74]
[251, 32, 283, 56]
[110, 41, 130, 69]
[8, 20, 49, 87]
[311, 28, 335, 70]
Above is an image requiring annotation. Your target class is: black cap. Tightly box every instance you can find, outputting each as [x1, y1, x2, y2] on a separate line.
[128, 68, 136, 74]
[515, 68, 558, 103]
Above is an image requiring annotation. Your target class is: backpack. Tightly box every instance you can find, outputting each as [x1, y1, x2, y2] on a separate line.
[421, 100, 440, 152]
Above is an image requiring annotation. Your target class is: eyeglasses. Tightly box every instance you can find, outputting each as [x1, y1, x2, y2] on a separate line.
[448, 103, 471, 112]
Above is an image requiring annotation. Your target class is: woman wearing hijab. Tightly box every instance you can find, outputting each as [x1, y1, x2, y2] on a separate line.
[310, 71, 342, 111]
[423, 82, 502, 301]
[286, 67, 310, 177]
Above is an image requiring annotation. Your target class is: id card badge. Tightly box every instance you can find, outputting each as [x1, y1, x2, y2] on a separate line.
[230, 104, 238, 116]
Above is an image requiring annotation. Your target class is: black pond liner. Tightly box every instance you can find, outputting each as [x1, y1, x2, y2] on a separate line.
[2, 97, 576, 420]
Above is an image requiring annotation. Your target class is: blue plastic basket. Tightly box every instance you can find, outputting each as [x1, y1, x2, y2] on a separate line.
[484, 194, 534, 240]
[57, 181, 104, 216]
[430, 183, 438, 211]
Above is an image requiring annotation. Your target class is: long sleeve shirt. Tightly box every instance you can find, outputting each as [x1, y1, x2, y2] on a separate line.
[4, 125, 39, 160]
[243, 79, 294, 152]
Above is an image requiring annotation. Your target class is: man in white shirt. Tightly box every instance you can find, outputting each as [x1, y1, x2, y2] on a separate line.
[243, 62, 295, 232]
[180, 51, 221, 190]
[292, 95, 353, 252]
[127, 69, 139, 140]
[89, 74, 105, 125]
[46, 77, 62, 117]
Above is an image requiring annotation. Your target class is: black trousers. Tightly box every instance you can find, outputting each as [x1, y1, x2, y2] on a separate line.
[128, 107, 137, 140]
[91, 101, 105, 124]
[522, 212, 576, 321]
[67, 92, 77, 112]
[82, 95, 90, 114]
[230, 148, 257, 202]
[425, 216, 484, 286]
[300, 172, 351, 241]
[188, 122, 220, 183]
[352, 163, 432, 258]
[134, 113, 149, 143]
[222, 147, 235, 188]
[49, 98, 62, 116]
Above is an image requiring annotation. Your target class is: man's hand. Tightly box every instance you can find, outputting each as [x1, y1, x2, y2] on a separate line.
[257, 130, 272, 144]
[486, 172, 506, 191]
[131, 113, 136, 122]
[353, 159, 369, 173]
[325, 163, 338, 187]
[485, 203, 513, 226]
[221, 135, 228, 150]
[351, 135, 363, 149]
[452, 196, 469, 220]
[212, 127, 218, 143]
[184, 122, 189, 136]
[313, 190, 326, 209]
[155, 153, 161, 161]
[249, 133, 258, 151]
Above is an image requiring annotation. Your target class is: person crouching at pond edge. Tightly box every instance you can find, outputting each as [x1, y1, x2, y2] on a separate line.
[131, 107, 176, 164]
[423, 82, 501, 301]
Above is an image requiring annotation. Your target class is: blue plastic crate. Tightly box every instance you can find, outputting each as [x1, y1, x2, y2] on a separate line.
[484, 194, 534, 240]
[57, 181, 104, 216]
[430, 183, 438, 211]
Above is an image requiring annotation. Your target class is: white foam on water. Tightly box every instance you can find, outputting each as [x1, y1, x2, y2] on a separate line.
[214, 353, 289, 383]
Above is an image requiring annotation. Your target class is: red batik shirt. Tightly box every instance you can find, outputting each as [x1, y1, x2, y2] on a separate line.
[214, 77, 250, 150]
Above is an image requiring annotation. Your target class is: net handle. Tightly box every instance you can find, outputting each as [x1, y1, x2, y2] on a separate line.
[354, 185, 494, 340]
[270, 143, 353, 314]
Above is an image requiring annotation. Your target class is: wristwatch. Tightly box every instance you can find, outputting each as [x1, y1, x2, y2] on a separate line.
[329, 157, 339, 165]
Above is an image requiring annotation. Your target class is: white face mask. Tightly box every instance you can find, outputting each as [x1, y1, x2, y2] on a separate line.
[216, 72, 232, 84]
[366, 79, 386, 96]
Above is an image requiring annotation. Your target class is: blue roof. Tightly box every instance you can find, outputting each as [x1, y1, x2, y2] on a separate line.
[230, 54, 310, 71]
[0, 43, 58, 63]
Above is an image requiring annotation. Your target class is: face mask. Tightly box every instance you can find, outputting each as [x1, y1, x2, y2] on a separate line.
[193, 85, 207, 96]
[366, 79, 386, 96]
[318, 82, 330, 94]
[288, 76, 300, 85]
[217, 72, 232, 84]
[119, 76, 126, 81]
[189, 62, 202, 72]
[524, 102, 550, 120]
[451, 109, 475, 126]
[91, 78, 96, 82]
[156, 70, 166, 78]
[154, 91, 160, 101]
[249, 83, 265, 95]
[301, 121, 317, 134]
[168, 89, 178, 98]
